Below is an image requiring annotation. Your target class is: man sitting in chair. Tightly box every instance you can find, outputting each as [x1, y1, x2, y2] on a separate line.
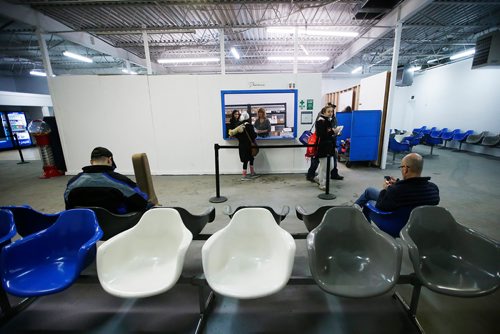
[353, 153, 440, 211]
[64, 147, 152, 214]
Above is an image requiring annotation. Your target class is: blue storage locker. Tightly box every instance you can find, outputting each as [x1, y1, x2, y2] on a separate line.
[336, 110, 381, 167]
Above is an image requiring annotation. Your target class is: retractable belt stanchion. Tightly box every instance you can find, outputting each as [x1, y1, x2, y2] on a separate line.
[210, 143, 338, 202]
[13, 133, 29, 165]
[318, 154, 336, 200]
[209, 144, 228, 203]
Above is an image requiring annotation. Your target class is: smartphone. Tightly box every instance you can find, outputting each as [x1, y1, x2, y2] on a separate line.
[384, 176, 391, 181]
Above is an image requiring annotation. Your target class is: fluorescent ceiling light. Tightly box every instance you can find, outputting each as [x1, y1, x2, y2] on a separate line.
[300, 44, 310, 55]
[267, 27, 358, 37]
[230, 47, 240, 59]
[427, 58, 438, 64]
[449, 48, 475, 60]
[29, 70, 47, 77]
[302, 29, 358, 37]
[121, 69, 137, 75]
[351, 66, 362, 74]
[158, 57, 220, 64]
[409, 66, 422, 72]
[63, 51, 93, 63]
[267, 56, 329, 62]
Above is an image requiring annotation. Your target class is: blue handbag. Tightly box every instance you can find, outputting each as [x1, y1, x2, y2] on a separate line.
[299, 123, 315, 145]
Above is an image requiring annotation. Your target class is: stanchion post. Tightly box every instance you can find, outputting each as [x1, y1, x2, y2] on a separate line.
[13, 133, 29, 165]
[209, 143, 228, 203]
[318, 154, 336, 200]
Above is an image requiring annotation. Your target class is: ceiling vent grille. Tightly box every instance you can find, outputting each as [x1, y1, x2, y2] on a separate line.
[472, 32, 500, 69]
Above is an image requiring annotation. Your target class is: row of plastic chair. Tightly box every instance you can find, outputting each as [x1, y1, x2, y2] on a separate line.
[0, 203, 424, 251]
[1, 206, 498, 333]
[1, 203, 399, 243]
[412, 127, 500, 151]
[0, 205, 216, 241]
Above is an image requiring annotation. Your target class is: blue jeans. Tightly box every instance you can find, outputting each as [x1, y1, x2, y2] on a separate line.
[355, 187, 380, 207]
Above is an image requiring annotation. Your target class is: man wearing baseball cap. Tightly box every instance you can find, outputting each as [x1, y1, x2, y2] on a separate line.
[64, 147, 152, 213]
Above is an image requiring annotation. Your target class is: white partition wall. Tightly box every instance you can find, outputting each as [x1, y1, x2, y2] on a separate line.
[391, 59, 500, 134]
[49, 73, 322, 175]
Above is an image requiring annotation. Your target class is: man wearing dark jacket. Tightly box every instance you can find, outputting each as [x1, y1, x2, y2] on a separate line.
[354, 153, 440, 211]
[64, 147, 151, 213]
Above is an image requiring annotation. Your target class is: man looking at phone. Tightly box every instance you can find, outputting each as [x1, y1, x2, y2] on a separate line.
[353, 153, 440, 211]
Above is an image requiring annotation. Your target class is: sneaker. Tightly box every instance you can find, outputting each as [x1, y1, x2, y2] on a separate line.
[313, 176, 320, 185]
[352, 203, 363, 211]
[250, 173, 260, 178]
[241, 175, 252, 181]
[331, 174, 344, 180]
[319, 184, 326, 191]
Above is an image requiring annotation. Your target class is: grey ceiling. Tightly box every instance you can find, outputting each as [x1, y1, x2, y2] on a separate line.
[0, 0, 499, 77]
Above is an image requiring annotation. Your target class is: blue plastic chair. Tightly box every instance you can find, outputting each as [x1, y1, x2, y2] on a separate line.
[0, 205, 59, 237]
[421, 127, 436, 136]
[0, 209, 103, 297]
[388, 137, 411, 161]
[451, 130, 474, 150]
[425, 128, 444, 155]
[404, 131, 423, 150]
[0, 210, 17, 248]
[440, 128, 460, 148]
[412, 126, 426, 134]
[363, 202, 413, 238]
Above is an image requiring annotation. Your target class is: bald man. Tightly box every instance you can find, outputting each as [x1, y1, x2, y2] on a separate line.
[354, 153, 440, 211]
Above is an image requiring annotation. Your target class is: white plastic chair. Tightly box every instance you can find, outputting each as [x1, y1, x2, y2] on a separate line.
[202, 208, 296, 299]
[96, 208, 192, 298]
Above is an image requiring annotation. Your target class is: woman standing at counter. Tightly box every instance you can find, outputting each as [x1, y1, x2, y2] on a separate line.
[254, 108, 271, 138]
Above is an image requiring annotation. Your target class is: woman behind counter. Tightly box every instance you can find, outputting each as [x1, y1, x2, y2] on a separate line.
[254, 108, 271, 138]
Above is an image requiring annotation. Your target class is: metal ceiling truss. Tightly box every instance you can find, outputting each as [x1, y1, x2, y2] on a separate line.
[0, 0, 499, 76]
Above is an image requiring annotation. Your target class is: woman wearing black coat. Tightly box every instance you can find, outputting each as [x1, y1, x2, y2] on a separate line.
[315, 105, 337, 190]
[228, 111, 258, 180]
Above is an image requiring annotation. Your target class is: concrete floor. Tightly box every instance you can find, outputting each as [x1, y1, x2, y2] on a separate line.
[0, 145, 499, 333]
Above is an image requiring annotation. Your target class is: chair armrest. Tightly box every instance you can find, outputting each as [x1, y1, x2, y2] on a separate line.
[366, 202, 393, 215]
[279, 205, 290, 219]
[223, 205, 233, 217]
[203, 206, 216, 223]
[295, 205, 306, 221]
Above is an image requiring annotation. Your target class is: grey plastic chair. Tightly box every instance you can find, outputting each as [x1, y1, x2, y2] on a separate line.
[224, 205, 289, 224]
[295, 205, 335, 232]
[168, 206, 215, 237]
[465, 131, 487, 144]
[84, 207, 144, 240]
[481, 133, 500, 146]
[400, 206, 500, 297]
[307, 207, 402, 298]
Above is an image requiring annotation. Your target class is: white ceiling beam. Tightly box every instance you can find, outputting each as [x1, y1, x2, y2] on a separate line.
[0, 0, 165, 73]
[327, 0, 435, 71]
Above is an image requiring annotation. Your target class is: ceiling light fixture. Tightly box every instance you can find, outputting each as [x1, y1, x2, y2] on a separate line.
[302, 29, 358, 37]
[427, 58, 438, 64]
[409, 66, 422, 72]
[266, 27, 358, 38]
[449, 48, 475, 60]
[351, 66, 362, 74]
[63, 51, 93, 63]
[267, 56, 329, 62]
[29, 70, 47, 77]
[121, 69, 137, 75]
[230, 47, 241, 59]
[300, 45, 310, 56]
[157, 57, 220, 64]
